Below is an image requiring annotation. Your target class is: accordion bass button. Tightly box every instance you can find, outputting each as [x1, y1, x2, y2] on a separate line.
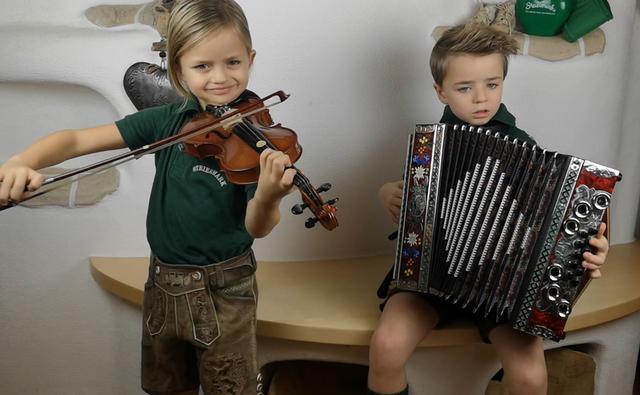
[546, 284, 562, 302]
[548, 263, 564, 282]
[563, 218, 580, 236]
[593, 192, 611, 210]
[574, 201, 592, 218]
[556, 300, 571, 319]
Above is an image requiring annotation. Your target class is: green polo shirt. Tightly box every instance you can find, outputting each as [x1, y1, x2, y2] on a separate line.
[440, 104, 537, 145]
[116, 98, 257, 265]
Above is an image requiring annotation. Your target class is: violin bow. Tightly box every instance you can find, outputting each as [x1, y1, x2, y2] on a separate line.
[0, 91, 290, 211]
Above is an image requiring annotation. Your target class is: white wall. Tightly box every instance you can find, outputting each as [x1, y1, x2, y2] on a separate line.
[0, 0, 637, 393]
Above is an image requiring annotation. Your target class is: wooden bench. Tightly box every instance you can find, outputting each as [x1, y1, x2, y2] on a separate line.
[90, 241, 640, 395]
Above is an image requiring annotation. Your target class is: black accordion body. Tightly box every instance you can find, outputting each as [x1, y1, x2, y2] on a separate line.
[393, 123, 621, 341]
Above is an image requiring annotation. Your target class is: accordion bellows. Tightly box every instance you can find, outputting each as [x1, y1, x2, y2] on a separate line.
[393, 124, 621, 341]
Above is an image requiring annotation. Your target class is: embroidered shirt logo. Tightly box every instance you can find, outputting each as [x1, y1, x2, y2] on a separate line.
[192, 165, 227, 187]
[525, 0, 556, 13]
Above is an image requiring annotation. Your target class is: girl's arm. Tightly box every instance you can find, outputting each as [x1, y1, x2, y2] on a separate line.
[245, 149, 296, 238]
[0, 123, 126, 204]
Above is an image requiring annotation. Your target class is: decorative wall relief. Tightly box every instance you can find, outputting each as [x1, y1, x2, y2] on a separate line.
[85, 1, 174, 38]
[86, 1, 181, 109]
[21, 167, 119, 208]
[124, 53, 180, 110]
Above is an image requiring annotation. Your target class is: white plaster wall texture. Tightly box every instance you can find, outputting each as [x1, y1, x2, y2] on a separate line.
[0, 0, 637, 393]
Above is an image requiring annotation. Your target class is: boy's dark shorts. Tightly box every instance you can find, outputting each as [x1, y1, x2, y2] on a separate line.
[378, 269, 507, 343]
[141, 249, 260, 395]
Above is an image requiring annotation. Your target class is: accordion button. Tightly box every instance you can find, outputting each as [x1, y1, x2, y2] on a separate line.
[557, 300, 571, 318]
[593, 193, 611, 210]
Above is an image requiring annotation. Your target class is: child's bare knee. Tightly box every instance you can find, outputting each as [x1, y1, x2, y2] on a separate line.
[505, 363, 547, 394]
[369, 330, 411, 370]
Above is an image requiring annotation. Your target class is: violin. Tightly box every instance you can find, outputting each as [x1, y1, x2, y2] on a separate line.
[179, 91, 338, 230]
[1, 91, 339, 231]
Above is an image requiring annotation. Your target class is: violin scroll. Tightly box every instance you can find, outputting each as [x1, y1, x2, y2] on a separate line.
[291, 181, 339, 230]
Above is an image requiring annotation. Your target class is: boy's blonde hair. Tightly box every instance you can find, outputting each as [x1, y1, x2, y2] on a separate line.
[167, 0, 252, 99]
[430, 24, 518, 86]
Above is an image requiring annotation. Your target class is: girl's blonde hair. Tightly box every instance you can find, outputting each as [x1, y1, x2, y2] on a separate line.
[430, 24, 518, 86]
[167, 0, 252, 100]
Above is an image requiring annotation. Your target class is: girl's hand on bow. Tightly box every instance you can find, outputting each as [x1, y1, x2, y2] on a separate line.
[583, 223, 609, 279]
[0, 159, 43, 206]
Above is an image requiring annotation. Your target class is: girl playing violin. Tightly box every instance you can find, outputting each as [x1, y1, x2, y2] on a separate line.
[0, 1, 294, 394]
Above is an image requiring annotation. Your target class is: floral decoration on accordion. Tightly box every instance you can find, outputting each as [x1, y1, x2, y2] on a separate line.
[398, 132, 434, 284]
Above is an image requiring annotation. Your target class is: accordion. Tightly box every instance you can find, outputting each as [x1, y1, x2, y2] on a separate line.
[393, 123, 621, 341]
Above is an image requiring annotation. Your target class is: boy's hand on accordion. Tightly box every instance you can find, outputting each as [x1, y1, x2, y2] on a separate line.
[583, 223, 609, 279]
[378, 180, 403, 224]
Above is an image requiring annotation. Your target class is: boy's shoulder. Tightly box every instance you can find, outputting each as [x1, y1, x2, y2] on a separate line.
[489, 104, 537, 146]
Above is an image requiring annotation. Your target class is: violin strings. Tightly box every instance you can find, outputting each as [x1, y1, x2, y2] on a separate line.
[235, 119, 323, 207]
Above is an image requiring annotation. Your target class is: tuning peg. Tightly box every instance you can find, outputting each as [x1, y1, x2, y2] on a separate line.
[305, 217, 319, 228]
[316, 183, 332, 193]
[326, 197, 339, 206]
[291, 203, 307, 215]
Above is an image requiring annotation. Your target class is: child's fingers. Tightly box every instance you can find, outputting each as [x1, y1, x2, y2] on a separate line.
[589, 224, 609, 254]
[390, 196, 403, 208]
[272, 153, 292, 178]
[588, 236, 609, 256]
[0, 173, 14, 205]
[391, 213, 400, 224]
[582, 260, 602, 270]
[263, 150, 291, 176]
[260, 148, 275, 174]
[589, 268, 602, 279]
[10, 172, 29, 201]
[26, 171, 44, 192]
[282, 167, 297, 189]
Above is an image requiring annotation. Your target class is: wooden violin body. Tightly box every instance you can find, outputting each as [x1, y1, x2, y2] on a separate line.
[180, 107, 302, 184]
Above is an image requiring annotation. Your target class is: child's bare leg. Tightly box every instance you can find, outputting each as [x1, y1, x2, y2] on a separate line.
[489, 324, 547, 395]
[368, 292, 439, 393]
